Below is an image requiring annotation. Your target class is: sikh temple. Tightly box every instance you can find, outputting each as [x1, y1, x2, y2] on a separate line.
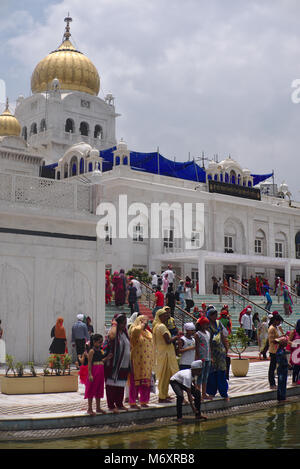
[1, 16, 300, 362]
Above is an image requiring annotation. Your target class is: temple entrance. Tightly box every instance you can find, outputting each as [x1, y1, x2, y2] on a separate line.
[223, 265, 237, 281]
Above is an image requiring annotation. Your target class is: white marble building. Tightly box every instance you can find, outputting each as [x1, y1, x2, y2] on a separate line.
[1, 15, 300, 362]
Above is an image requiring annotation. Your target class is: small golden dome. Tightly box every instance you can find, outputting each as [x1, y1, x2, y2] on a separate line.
[0, 99, 21, 137]
[31, 16, 100, 96]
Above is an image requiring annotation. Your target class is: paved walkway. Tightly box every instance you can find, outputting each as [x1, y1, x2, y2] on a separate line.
[0, 348, 299, 441]
[0, 350, 298, 416]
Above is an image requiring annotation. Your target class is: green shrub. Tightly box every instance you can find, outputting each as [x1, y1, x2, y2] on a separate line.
[5, 354, 16, 377]
[227, 327, 249, 359]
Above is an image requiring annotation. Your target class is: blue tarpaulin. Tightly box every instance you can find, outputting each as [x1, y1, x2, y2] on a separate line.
[251, 173, 273, 186]
[42, 147, 273, 186]
[100, 148, 207, 183]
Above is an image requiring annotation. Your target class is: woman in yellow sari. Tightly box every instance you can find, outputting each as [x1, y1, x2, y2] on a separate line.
[129, 315, 154, 408]
[153, 308, 179, 403]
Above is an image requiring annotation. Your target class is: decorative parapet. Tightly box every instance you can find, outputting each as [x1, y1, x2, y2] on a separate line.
[0, 171, 91, 213]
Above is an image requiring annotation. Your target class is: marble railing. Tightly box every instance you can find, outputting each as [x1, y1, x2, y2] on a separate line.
[0, 171, 91, 213]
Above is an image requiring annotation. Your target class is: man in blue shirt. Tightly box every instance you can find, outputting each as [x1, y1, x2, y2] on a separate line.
[72, 314, 89, 368]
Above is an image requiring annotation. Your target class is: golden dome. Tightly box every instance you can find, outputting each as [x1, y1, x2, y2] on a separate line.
[0, 99, 21, 137]
[31, 16, 100, 96]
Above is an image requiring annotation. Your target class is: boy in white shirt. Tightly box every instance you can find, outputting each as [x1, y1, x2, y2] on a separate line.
[170, 360, 208, 423]
[241, 309, 254, 345]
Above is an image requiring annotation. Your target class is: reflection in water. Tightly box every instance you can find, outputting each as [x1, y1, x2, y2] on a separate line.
[0, 402, 299, 449]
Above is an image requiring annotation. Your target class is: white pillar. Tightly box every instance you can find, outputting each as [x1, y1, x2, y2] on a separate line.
[285, 261, 291, 287]
[198, 252, 206, 295]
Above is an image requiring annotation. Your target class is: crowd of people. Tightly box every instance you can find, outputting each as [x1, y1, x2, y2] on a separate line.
[45, 266, 300, 418]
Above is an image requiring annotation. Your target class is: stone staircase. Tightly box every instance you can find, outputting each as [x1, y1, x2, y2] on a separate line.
[104, 301, 154, 329]
[192, 293, 300, 333]
[105, 291, 300, 335]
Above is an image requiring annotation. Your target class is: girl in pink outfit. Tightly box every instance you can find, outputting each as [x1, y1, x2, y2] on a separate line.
[289, 320, 300, 385]
[85, 334, 112, 415]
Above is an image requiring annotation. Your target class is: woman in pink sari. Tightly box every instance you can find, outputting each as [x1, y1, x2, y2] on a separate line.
[112, 271, 126, 307]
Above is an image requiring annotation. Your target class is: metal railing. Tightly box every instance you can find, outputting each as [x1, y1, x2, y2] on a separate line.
[231, 278, 249, 297]
[225, 285, 295, 329]
[139, 280, 196, 331]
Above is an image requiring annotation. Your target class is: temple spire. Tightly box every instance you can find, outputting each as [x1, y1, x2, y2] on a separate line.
[63, 13, 72, 41]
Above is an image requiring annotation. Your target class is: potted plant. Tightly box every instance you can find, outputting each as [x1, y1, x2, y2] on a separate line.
[1, 355, 44, 394]
[1, 354, 77, 395]
[43, 354, 78, 393]
[227, 327, 250, 377]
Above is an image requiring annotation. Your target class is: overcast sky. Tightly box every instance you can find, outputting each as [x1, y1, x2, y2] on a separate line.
[1, 0, 300, 197]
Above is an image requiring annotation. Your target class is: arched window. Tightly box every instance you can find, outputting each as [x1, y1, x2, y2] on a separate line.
[69, 156, 78, 177]
[248, 181, 252, 187]
[22, 126, 27, 141]
[225, 173, 229, 183]
[295, 232, 300, 258]
[80, 158, 85, 174]
[115, 156, 120, 166]
[123, 156, 128, 165]
[94, 125, 103, 139]
[207, 174, 212, 181]
[88, 162, 93, 172]
[64, 163, 68, 179]
[230, 170, 236, 184]
[65, 118, 75, 133]
[80, 122, 89, 136]
[40, 119, 47, 132]
[214, 174, 218, 181]
[30, 123, 37, 136]
[255, 229, 266, 255]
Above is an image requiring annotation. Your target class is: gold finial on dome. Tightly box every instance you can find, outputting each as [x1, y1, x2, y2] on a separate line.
[31, 16, 100, 96]
[63, 13, 72, 41]
[0, 98, 21, 137]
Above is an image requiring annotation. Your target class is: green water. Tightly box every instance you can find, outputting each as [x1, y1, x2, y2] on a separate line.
[1, 402, 300, 449]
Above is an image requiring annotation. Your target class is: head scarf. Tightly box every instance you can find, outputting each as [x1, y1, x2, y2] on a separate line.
[77, 314, 84, 321]
[54, 317, 66, 339]
[207, 307, 217, 318]
[191, 360, 203, 369]
[197, 317, 209, 326]
[129, 315, 152, 341]
[152, 307, 169, 330]
[127, 312, 139, 327]
[184, 322, 196, 332]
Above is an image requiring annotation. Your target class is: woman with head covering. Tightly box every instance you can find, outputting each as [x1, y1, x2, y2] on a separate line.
[283, 286, 293, 316]
[128, 315, 154, 408]
[268, 314, 284, 389]
[257, 316, 269, 360]
[289, 319, 300, 385]
[104, 313, 131, 413]
[218, 306, 232, 335]
[105, 270, 112, 305]
[49, 317, 67, 355]
[152, 308, 179, 403]
[112, 271, 126, 308]
[205, 308, 229, 401]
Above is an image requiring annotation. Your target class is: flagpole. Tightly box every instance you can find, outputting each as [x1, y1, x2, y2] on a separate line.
[157, 146, 160, 175]
[193, 158, 199, 183]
